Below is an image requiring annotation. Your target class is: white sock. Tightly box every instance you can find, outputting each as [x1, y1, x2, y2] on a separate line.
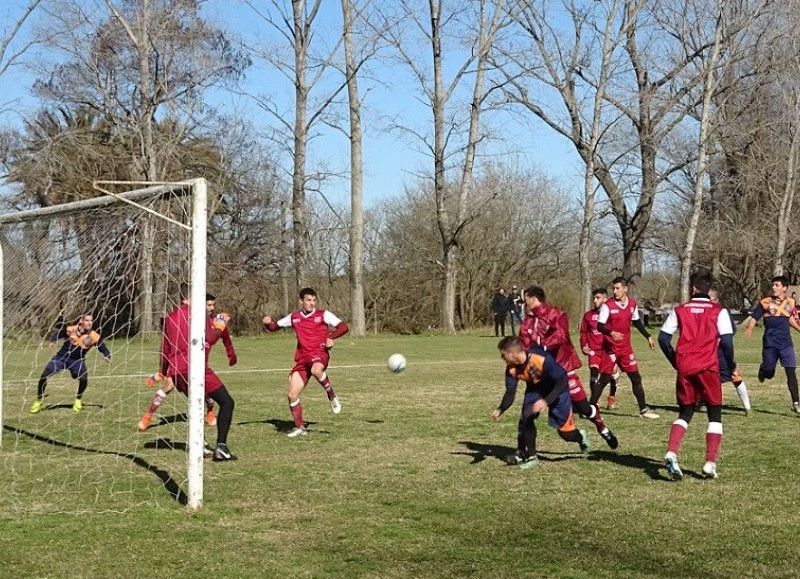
[735, 382, 751, 410]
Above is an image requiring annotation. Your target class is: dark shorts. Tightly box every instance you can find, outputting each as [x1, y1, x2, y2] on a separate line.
[44, 357, 87, 380]
[290, 351, 330, 383]
[676, 369, 722, 406]
[523, 388, 577, 433]
[761, 345, 796, 375]
[170, 369, 223, 396]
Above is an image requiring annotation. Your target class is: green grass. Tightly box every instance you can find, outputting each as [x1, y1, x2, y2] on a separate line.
[1, 329, 800, 578]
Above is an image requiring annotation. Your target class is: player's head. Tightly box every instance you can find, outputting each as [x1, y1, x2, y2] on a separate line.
[206, 293, 216, 315]
[498, 336, 526, 365]
[611, 277, 628, 300]
[299, 287, 317, 312]
[709, 287, 720, 303]
[772, 275, 790, 298]
[592, 288, 608, 309]
[523, 286, 545, 309]
[690, 272, 713, 296]
[179, 282, 190, 303]
[77, 312, 93, 331]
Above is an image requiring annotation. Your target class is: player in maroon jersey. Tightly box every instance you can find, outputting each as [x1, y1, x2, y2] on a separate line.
[579, 288, 620, 409]
[519, 287, 618, 449]
[592, 277, 659, 419]
[263, 287, 349, 437]
[658, 273, 735, 480]
[147, 284, 237, 461]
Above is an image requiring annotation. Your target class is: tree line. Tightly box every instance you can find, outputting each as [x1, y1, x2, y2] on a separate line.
[1, 0, 798, 334]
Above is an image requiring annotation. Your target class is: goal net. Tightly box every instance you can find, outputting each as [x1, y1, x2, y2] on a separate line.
[0, 179, 208, 514]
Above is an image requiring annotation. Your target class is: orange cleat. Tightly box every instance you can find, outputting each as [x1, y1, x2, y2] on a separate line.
[206, 409, 217, 426]
[606, 395, 617, 410]
[138, 413, 152, 432]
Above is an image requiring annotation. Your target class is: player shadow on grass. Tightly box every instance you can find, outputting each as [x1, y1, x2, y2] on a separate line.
[3, 423, 188, 505]
[453, 441, 584, 466]
[42, 403, 104, 411]
[586, 450, 706, 481]
[237, 418, 329, 435]
[648, 403, 750, 416]
[144, 438, 187, 452]
[154, 413, 187, 427]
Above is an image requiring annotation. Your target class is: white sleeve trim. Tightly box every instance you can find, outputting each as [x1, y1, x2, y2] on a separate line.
[631, 305, 640, 321]
[660, 309, 678, 335]
[717, 308, 733, 335]
[597, 303, 610, 324]
[323, 310, 342, 327]
[277, 314, 293, 328]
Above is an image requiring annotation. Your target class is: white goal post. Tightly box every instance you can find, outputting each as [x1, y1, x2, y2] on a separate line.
[0, 178, 208, 511]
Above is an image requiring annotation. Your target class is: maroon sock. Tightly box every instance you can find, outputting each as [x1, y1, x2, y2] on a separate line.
[706, 422, 722, 462]
[667, 419, 688, 455]
[318, 373, 336, 401]
[591, 405, 607, 433]
[290, 400, 304, 429]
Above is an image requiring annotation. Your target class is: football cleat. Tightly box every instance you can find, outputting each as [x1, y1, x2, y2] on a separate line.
[206, 409, 217, 426]
[287, 427, 307, 438]
[203, 443, 215, 458]
[702, 461, 718, 479]
[640, 407, 660, 420]
[72, 398, 83, 413]
[578, 429, 591, 454]
[330, 396, 342, 415]
[600, 428, 619, 450]
[137, 413, 152, 432]
[665, 454, 683, 480]
[29, 400, 43, 414]
[519, 456, 539, 470]
[758, 368, 765, 383]
[605, 395, 617, 410]
[507, 452, 526, 465]
[793, 402, 800, 415]
[213, 443, 236, 461]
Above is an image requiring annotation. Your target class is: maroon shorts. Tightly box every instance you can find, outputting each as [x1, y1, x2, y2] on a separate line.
[606, 345, 638, 373]
[290, 351, 330, 383]
[676, 369, 722, 406]
[170, 369, 223, 396]
[567, 372, 588, 402]
[588, 350, 616, 375]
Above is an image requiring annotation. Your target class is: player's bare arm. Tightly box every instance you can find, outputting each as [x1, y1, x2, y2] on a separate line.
[743, 317, 756, 338]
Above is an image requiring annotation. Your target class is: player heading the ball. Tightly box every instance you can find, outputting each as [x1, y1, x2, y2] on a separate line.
[263, 287, 349, 438]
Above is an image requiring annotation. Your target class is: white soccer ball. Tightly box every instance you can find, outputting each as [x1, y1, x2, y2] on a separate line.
[387, 353, 407, 373]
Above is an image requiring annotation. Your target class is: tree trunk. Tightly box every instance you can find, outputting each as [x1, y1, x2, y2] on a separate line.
[681, 2, 723, 301]
[774, 123, 799, 276]
[341, 0, 365, 336]
[292, 0, 310, 288]
[281, 198, 291, 312]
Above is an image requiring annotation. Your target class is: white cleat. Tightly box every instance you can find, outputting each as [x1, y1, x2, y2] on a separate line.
[287, 427, 307, 438]
[640, 407, 660, 420]
[330, 396, 342, 415]
[702, 461, 718, 479]
[665, 454, 684, 480]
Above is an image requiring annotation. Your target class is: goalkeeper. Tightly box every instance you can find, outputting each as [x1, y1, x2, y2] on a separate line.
[139, 286, 237, 462]
[29, 313, 112, 414]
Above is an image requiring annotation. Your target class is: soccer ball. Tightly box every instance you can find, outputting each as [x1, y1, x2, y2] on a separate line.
[387, 353, 407, 373]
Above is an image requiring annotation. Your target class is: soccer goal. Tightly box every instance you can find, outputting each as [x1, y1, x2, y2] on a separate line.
[0, 179, 208, 512]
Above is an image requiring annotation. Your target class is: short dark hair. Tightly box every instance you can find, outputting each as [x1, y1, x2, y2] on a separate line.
[524, 286, 546, 302]
[179, 283, 190, 301]
[299, 287, 317, 299]
[690, 272, 713, 295]
[498, 336, 522, 352]
[206, 292, 216, 301]
[592, 287, 608, 296]
[611, 276, 628, 286]
[772, 275, 790, 288]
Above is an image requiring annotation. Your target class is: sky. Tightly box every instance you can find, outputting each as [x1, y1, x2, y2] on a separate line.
[0, 0, 588, 209]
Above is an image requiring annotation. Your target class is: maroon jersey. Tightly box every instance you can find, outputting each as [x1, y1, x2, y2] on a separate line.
[206, 317, 237, 366]
[661, 297, 732, 376]
[160, 303, 190, 376]
[519, 303, 581, 372]
[276, 309, 346, 360]
[597, 296, 641, 352]
[579, 308, 604, 353]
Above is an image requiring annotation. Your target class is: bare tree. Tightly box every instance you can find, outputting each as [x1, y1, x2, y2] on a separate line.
[0, 0, 44, 80]
[387, 0, 506, 333]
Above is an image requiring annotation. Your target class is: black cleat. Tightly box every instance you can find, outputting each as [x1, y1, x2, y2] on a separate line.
[600, 428, 619, 450]
[213, 443, 237, 461]
[758, 368, 765, 383]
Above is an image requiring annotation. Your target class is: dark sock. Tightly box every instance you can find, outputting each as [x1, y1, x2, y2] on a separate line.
[209, 386, 235, 445]
[590, 374, 611, 406]
[76, 376, 89, 399]
[628, 371, 647, 411]
[786, 368, 799, 404]
[558, 429, 583, 444]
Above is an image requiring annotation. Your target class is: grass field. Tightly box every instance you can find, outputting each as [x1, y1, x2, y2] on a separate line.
[2, 329, 800, 578]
